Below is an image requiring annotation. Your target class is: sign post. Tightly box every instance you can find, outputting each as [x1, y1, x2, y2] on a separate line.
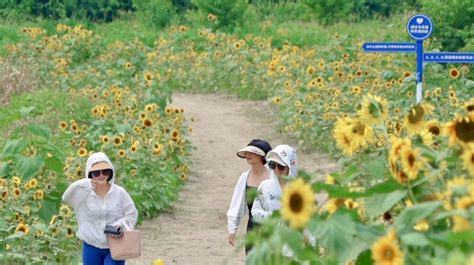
[362, 14, 473, 104]
[406, 15, 433, 103]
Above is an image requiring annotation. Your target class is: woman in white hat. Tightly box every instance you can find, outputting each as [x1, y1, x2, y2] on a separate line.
[251, 144, 298, 222]
[62, 152, 138, 265]
[226, 139, 272, 254]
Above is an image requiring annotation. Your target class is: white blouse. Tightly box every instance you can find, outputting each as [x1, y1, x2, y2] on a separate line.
[62, 178, 138, 249]
[251, 176, 282, 222]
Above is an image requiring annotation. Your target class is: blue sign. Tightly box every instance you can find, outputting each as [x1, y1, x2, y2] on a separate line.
[424, 52, 474, 63]
[363, 42, 416, 52]
[407, 15, 433, 40]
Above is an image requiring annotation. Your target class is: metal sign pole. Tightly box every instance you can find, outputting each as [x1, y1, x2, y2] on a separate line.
[416, 40, 424, 103]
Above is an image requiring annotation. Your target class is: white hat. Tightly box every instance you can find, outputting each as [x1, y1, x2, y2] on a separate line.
[265, 145, 298, 177]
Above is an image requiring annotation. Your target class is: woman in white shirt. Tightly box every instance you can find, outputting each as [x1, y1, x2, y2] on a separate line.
[62, 152, 138, 265]
[227, 139, 272, 254]
[251, 144, 298, 221]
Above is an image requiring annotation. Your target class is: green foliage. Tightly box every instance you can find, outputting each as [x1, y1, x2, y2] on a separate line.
[303, 0, 419, 25]
[192, 0, 249, 30]
[135, 0, 177, 29]
[421, 0, 474, 51]
[0, 0, 134, 22]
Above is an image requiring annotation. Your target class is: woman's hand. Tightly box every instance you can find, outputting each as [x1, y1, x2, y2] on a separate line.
[91, 178, 107, 189]
[108, 224, 123, 238]
[228, 233, 236, 246]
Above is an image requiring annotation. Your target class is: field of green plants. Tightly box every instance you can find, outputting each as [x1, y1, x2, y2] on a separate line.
[0, 0, 473, 264]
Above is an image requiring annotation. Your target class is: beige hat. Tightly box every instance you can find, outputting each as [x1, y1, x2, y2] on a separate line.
[236, 146, 266, 158]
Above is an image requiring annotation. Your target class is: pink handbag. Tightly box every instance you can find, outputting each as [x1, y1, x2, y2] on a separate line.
[108, 230, 142, 260]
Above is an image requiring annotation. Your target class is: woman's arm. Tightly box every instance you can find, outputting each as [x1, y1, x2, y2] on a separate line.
[113, 190, 138, 231]
[62, 179, 92, 209]
[226, 173, 247, 234]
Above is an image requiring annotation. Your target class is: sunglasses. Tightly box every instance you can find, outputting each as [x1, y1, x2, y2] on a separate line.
[90, 169, 112, 178]
[268, 161, 286, 170]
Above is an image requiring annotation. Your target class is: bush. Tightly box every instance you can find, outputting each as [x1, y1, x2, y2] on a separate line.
[135, 0, 177, 29]
[421, 0, 474, 51]
[192, 0, 249, 30]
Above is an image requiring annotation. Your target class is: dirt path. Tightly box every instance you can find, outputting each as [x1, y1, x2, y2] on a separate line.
[129, 93, 338, 265]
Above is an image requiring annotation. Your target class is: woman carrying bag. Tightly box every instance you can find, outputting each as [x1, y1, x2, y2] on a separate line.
[62, 152, 138, 265]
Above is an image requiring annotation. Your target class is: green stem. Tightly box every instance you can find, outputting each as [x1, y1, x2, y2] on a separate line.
[407, 180, 418, 204]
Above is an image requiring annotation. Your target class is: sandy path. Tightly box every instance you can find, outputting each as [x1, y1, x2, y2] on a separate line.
[128, 93, 338, 265]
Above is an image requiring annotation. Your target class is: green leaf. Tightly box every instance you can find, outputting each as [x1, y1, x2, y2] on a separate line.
[363, 157, 386, 179]
[401, 232, 429, 247]
[5, 232, 25, 240]
[2, 139, 27, 158]
[355, 250, 373, 265]
[0, 162, 11, 177]
[14, 155, 44, 179]
[465, 80, 474, 89]
[365, 190, 407, 217]
[45, 156, 64, 173]
[19, 106, 35, 117]
[447, 230, 474, 244]
[38, 200, 57, 224]
[26, 124, 51, 140]
[395, 201, 442, 233]
[309, 212, 356, 258]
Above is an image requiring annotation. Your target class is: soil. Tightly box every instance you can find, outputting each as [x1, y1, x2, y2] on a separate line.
[128, 93, 338, 265]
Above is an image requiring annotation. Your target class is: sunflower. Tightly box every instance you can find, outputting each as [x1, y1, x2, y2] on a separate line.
[0, 178, 6, 187]
[34, 189, 44, 200]
[12, 176, 21, 186]
[113, 136, 123, 146]
[130, 145, 138, 153]
[272, 96, 282, 105]
[153, 259, 165, 265]
[465, 99, 474, 113]
[371, 230, 404, 265]
[59, 121, 67, 130]
[101, 135, 110, 144]
[400, 146, 425, 180]
[77, 147, 88, 157]
[426, 120, 441, 136]
[333, 118, 360, 156]
[207, 13, 217, 22]
[348, 119, 374, 149]
[449, 68, 460, 79]
[326, 198, 346, 214]
[143, 119, 153, 128]
[462, 144, 474, 176]
[358, 94, 389, 125]
[28, 178, 38, 189]
[117, 149, 126, 158]
[306, 65, 315, 75]
[403, 103, 434, 134]
[13, 188, 21, 198]
[444, 112, 474, 146]
[281, 178, 315, 229]
[452, 215, 471, 232]
[67, 226, 75, 239]
[171, 129, 180, 141]
[413, 219, 430, 232]
[16, 223, 29, 235]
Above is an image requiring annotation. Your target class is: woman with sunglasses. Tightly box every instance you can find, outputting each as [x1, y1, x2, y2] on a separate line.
[62, 152, 138, 265]
[227, 139, 272, 254]
[251, 144, 298, 222]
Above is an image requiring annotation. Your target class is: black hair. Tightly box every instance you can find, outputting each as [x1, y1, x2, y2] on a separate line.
[247, 139, 272, 164]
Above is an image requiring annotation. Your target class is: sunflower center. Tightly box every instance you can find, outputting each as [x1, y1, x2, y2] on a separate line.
[383, 247, 394, 260]
[408, 153, 415, 167]
[428, 125, 440, 135]
[467, 105, 474, 112]
[353, 122, 366, 135]
[454, 119, 474, 143]
[289, 193, 303, 213]
[408, 105, 424, 124]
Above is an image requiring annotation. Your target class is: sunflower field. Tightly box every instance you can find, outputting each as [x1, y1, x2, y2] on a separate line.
[0, 25, 192, 263]
[0, 2, 473, 264]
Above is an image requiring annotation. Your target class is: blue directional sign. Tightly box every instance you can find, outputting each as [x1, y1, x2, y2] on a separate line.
[407, 15, 433, 40]
[424, 52, 474, 63]
[363, 42, 416, 52]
